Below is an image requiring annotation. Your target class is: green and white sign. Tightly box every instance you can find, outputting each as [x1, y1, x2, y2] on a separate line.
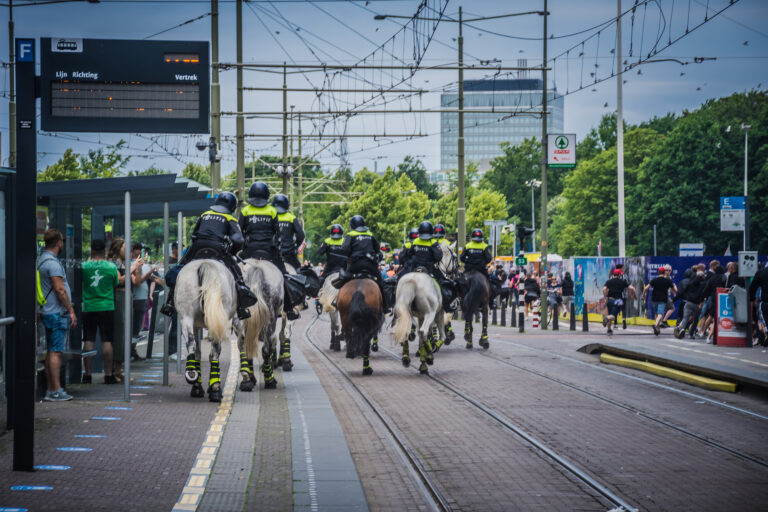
[547, 133, 576, 168]
[515, 256, 528, 266]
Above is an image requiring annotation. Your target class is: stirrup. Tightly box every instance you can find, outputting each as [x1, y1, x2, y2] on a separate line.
[160, 303, 175, 317]
[286, 309, 300, 320]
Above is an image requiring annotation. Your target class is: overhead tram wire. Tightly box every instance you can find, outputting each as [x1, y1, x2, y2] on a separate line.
[143, 11, 211, 39]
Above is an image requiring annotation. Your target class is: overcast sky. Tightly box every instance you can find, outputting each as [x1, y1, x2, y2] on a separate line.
[2, 0, 766, 175]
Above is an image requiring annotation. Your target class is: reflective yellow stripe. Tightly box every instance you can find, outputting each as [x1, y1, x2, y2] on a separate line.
[278, 212, 296, 222]
[240, 204, 277, 218]
[324, 237, 343, 246]
[202, 210, 237, 222]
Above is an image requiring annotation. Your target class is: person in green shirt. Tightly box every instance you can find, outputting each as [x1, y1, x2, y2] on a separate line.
[81, 239, 120, 384]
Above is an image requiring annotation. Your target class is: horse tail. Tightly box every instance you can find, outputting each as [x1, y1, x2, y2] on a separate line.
[463, 273, 483, 317]
[244, 268, 271, 360]
[345, 289, 382, 358]
[393, 281, 415, 343]
[199, 261, 230, 342]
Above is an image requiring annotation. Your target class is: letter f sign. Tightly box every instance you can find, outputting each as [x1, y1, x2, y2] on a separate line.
[17, 39, 35, 63]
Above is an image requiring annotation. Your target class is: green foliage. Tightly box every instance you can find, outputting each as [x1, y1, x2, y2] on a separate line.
[181, 162, 211, 186]
[38, 140, 130, 181]
[466, 189, 508, 232]
[395, 155, 439, 199]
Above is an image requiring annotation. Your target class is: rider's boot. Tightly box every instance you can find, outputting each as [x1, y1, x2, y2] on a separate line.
[283, 281, 300, 320]
[376, 275, 392, 314]
[160, 288, 175, 317]
[236, 280, 255, 320]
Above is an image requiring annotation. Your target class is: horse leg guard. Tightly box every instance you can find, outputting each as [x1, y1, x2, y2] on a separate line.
[371, 336, 379, 352]
[401, 342, 410, 368]
[408, 326, 416, 342]
[280, 340, 293, 371]
[185, 355, 199, 385]
[239, 354, 256, 392]
[433, 337, 444, 354]
[262, 361, 277, 389]
[445, 322, 455, 344]
[207, 360, 222, 402]
[480, 329, 489, 350]
[330, 332, 340, 351]
[362, 355, 373, 376]
[418, 361, 429, 375]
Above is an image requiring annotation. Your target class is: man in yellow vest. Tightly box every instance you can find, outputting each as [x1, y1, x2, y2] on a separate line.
[273, 193, 305, 270]
[460, 228, 501, 298]
[317, 224, 346, 286]
[404, 221, 457, 312]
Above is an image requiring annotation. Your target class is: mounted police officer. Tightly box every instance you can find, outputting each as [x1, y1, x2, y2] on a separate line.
[399, 227, 419, 271]
[239, 182, 301, 319]
[433, 223, 447, 245]
[317, 224, 346, 286]
[160, 191, 257, 320]
[335, 215, 390, 310]
[404, 221, 456, 312]
[460, 228, 501, 298]
[273, 193, 305, 271]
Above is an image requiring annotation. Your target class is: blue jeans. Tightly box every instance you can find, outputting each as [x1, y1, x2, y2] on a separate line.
[41, 313, 70, 352]
[652, 301, 666, 317]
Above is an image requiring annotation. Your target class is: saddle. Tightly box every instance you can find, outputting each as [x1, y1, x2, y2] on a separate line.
[193, 247, 222, 260]
[331, 268, 378, 289]
[298, 266, 321, 297]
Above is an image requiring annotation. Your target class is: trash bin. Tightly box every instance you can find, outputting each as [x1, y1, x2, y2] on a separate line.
[715, 287, 747, 347]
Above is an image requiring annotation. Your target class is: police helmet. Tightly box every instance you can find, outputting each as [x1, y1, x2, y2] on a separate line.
[211, 191, 237, 214]
[434, 224, 446, 237]
[248, 182, 270, 207]
[350, 215, 366, 231]
[408, 228, 419, 240]
[417, 221, 434, 240]
[470, 228, 484, 242]
[329, 224, 344, 239]
[272, 193, 290, 214]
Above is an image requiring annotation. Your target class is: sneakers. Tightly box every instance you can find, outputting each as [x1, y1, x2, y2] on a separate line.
[81, 374, 92, 384]
[44, 389, 73, 402]
[104, 375, 119, 385]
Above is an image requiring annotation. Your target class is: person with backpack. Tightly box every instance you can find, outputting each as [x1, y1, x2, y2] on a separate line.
[675, 268, 706, 339]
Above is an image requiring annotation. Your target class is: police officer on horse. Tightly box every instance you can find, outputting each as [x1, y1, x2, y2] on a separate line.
[273, 193, 305, 270]
[160, 191, 258, 320]
[402, 221, 457, 312]
[460, 228, 501, 297]
[399, 227, 419, 272]
[317, 224, 346, 286]
[334, 215, 390, 311]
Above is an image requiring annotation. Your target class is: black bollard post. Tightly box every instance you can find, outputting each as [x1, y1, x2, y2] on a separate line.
[492, 305, 498, 325]
[511, 300, 517, 328]
[570, 302, 576, 331]
[501, 299, 507, 327]
[519, 311, 525, 333]
[582, 304, 589, 332]
[553, 304, 559, 330]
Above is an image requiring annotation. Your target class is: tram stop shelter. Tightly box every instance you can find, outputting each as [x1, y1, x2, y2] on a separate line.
[2, 173, 214, 422]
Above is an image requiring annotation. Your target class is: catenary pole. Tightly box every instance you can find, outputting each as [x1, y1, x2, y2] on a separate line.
[743, 125, 749, 251]
[236, 0, 244, 200]
[282, 64, 288, 194]
[8, 1, 15, 168]
[617, 0, 626, 257]
[457, 6, 466, 251]
[211, 0, 221, 192]
[540, 0, 549, 329]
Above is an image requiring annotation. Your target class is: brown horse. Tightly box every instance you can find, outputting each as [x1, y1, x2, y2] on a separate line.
[459, 271, 490, 349]
[337, 278, 383, 375]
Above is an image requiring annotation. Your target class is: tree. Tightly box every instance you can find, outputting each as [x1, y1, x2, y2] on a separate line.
[79, 140, 130, 179]
[466, 189, 508, 232]
[38, 148, 81, 181]
[181, 162, 211, 186]
[395, 155, 439, 199]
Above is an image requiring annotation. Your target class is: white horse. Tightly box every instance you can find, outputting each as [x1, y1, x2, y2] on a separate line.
[175, 259, 236, 402]
[317, 271, 342, 351]
[392, 271, 445, 375]
[238, 259, 284, 390]
[276, 263, 300, 371]
[436, 241, 459, 344]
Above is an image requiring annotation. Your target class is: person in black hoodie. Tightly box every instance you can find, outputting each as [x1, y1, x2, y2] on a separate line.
[561, 272, 575, 317]
[675, 269, 706, 339]
[698, 265, 726, 341]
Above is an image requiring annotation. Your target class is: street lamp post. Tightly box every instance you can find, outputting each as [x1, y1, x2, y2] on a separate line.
[374, 8, 544, 251]
[742, 123, 751, 251]
[525, 179, 541, 252]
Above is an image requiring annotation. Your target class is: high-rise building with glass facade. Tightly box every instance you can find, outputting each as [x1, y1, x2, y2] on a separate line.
[434, 78, 564, 185]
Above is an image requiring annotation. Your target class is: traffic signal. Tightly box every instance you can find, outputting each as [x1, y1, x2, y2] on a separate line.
[518, 226, 535, 243]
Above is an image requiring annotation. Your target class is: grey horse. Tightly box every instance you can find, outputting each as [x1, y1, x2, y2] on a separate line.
[174, 259, 236, 402]
[238, 259, 284, 390]
[393, 271, 445, 375]
[317, 271, 342, 351]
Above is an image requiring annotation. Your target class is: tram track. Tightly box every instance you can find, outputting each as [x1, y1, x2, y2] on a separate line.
[469, 347, 768, 470]
[302, 317, 452, 512]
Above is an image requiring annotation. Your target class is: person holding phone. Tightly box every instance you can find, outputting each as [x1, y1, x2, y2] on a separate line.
[129, 242, 159, 360]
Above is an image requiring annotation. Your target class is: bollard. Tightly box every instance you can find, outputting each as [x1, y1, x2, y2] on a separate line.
[501, 300, 507, 327]
[146, 288, 161, 358]
[570, 302, 576, 331]
[532, 303, 540, 329]
[492, 305, 498, 325]
[553, 304, 559, 330]
[582, 305, 589, 332]
[511, 300, 517, 328]
[519, 311, 525, 333]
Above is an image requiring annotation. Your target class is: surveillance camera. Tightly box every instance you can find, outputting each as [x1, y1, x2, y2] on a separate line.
[196, 140, 208, 151]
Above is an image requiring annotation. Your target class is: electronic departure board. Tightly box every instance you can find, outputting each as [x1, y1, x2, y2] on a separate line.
[41, 38, 209, 133]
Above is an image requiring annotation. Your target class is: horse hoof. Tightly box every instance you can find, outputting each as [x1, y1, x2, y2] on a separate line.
[239, 376, 256, 392]
[464, 333, 472, 342]
[190, 383, 205, 398]
[402, 356, 410, 368]
[465, 342, 473, 350]
[425, 355, 434, 366]
[207, 385, 222, 403]
[446, 329, 455, 343]
[264, 378, 277, 389]
[371, 342, 379, 352]
[408, 333, 416, 342]
[185, 370, 199, 385]
[362, 367, 373, 376]
[282, 359, 293, 372]
[419, 363, 429, 375]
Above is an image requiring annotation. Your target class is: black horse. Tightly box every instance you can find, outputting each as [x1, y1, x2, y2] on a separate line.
[459, 271, 490, 349]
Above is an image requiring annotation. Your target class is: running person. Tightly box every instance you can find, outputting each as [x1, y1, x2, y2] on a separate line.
[603, 269, 636, 335]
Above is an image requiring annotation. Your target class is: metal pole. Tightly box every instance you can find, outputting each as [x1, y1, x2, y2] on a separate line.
[456, 7, 466, 251]
[177, 212, 183, 374]
[617, 0, 626, 257]
[298, 113, 303, 226]
[124, 191, 131, 402]
[531, 184, 536, 252]
[236, 0, 244, 201]
[290, 106, 294, 206]
[743, 126, 749, 251]
[282, 63, 288, 194]
[211, 0, 221, 192]
[8, 1, 15, 168]
[653, 224, 657, 256]
[162, 202, 169, 385]
[539, 0, 549, 329]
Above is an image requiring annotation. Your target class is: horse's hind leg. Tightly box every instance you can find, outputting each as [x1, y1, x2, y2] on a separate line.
[362, 339, 373, 376]
[207, 340, 223, 402]
[329, 311, 341, 351]
[445, 313, 455, 344]
[480, 304, 490, 350]
[262, 331, 278, 389]
[237, 332, 256, 392]
[433, 313, 446, 354]
[417, 340, 429, 375]
[464, 312, 474, 348]
[401, 337, 410, 368]
[182, 320, 204, 397]
[277, 317, 294, 371]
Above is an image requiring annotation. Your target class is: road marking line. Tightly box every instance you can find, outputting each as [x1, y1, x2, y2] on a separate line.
[172, 338, 238, 512]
